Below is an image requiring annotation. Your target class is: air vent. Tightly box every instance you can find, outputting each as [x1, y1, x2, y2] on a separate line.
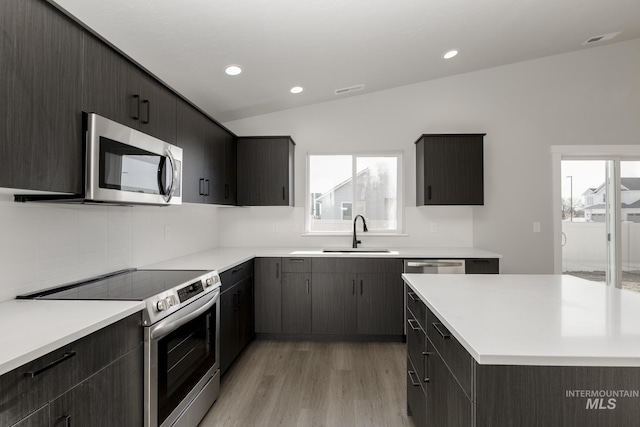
[582, 31, 621, 46]
[335, 84, 365, 95]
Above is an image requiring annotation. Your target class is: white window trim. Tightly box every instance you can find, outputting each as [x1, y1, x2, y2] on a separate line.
[550, 145, 640, 277]
[304, 151, 404, 235]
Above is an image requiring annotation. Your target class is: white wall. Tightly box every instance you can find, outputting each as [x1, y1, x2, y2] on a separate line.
[0, 195, 219, 302]
[222, 38, 640, 273]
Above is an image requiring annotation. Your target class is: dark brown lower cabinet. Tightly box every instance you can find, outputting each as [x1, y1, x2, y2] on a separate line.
[311, 273, 357, 335]
[281, 272, 311, 334]
[220, 260, 254, 374]
[49, 345, 143, 427]
[407, 289, 640, 427]
[1, 313, 143, 427]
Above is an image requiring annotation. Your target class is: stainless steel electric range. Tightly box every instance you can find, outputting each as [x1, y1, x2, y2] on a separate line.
[19, 268, 221, 427]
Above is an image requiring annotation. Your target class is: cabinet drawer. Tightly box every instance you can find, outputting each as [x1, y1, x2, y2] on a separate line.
[220, 260, 254, 293]
[0, 312, 142, 426]
[312, 257, 401, 273]
[281, 257, 311, 273]
[407, 309, 426, 384]
[465, 258, 499, 274]
[407, 288, 426, 328]
[407, 356, 427, 427]
[426, 308, 473, 398]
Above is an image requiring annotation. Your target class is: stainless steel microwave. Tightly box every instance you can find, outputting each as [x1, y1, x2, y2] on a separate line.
[85, 113, 182, 205]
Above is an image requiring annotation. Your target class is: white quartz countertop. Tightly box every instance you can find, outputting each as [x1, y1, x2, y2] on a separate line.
[0, 300, 144, 376]
[403, 274, 640, 367]
[143, 247, 502, 272]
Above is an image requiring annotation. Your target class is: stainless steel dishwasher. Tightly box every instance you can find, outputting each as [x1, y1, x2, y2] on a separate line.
[403, 259, 466, 335]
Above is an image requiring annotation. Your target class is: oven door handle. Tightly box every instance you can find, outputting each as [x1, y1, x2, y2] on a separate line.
[150, 289, 220, 340]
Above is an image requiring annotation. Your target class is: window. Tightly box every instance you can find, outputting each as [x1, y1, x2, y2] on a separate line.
[306, 153, 402, 233]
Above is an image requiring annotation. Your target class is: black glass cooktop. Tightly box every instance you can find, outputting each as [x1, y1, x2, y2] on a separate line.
[17, 269, 211, 301]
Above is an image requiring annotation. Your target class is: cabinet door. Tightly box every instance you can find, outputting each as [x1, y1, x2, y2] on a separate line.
[83, 33, 140, 129]
[49, 345, 143, 427]
[407, 357, 427, 427]
[0, 0, 83, 193]
[254, 258, 282, 333]
[426, 344, 472, 427]
[357, 273, 404, 335]
[237, 137, 294, 206]
[311, 273, 357, 334]
[416, 134, 484, 206]
[223, 133, 237, 205]
[205, 123, 228, 204]
[220, 287, 238, 375]
[236, 274, 254, 352]
[281, 273, 312, 334]
[176, 99, 208, 203]
[138, 74, 177, 144]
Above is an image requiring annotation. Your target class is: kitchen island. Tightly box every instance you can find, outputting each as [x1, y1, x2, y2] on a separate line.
[402, 274, 640, 427]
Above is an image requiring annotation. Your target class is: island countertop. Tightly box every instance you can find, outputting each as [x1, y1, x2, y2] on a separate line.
[402, 273, 640, 367]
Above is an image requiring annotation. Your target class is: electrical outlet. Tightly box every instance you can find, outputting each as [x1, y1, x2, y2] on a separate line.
[164, 225, 172, 240]
[533, 222, 541, 233]
[430, 223, 438, 233]
[271, 223, 279, 232]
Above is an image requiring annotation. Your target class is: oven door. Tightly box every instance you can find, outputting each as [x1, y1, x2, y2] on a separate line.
[145, 289, 220, 427]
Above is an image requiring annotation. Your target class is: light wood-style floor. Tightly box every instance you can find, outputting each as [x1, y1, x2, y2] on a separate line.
[200, 340, 412, 427]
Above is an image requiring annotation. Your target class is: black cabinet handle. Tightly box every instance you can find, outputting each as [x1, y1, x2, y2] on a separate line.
[205, 179, 210, 196]
[199, 178, 205, 196]
[55, 415, 71, 427]
[306, 279, 310, 294]
[408, 291, 418, 301]
[225, 184, 229, 199]
[131, 94, 140, 120]
[427, 185, 432, 200]
[360, 280, 363, 295]
[288, 258, 305, 263]
[141, 99, 150, 124]
[237, 290, 243, 308]
[25, 351, 76, 378]
[472, 259, 490, 264]
[276, 262, 280, 279]
[408, 370, 420, 387]
[433, 322, 451, 339]
[232, 266, 244, 274]
[352, 279, 355, 295]
[282, 186, 285, 200]
[407, 318, 421, 331]
[232, 292, 239, 311]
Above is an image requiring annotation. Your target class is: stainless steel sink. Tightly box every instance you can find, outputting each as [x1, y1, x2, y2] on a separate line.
[322, 248, 391, 253]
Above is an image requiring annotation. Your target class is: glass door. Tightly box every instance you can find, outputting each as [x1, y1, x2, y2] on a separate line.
[561, 158, 640, 292]
[620, 161, 640, 292]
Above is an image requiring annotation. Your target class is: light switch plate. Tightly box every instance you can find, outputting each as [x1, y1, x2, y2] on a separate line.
[533, 222, 541, 233]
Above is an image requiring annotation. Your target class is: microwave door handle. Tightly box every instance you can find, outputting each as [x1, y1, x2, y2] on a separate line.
[159, 149, 177, 203]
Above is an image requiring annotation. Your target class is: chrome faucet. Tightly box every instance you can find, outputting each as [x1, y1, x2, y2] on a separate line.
[352, 215, 368, 248]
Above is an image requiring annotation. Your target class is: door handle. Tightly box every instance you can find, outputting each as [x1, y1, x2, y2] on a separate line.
[433, 322, 451, 339]
[141, 99, 150, 123]
[131, 94, 140, 120]
[24, 351, 76, 377]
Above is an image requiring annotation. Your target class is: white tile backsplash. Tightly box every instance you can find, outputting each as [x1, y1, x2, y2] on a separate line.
[0, 197, 219, 302]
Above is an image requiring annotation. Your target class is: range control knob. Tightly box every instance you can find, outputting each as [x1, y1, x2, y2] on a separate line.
[156, 296, 176, 312]
[205, 278, 213, 287]
[156, 298, 169, 312]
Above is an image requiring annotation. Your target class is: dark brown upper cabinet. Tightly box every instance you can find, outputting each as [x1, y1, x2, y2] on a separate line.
[83, 33, 177, 144]
[237, 136, 295, 206]
[415, 134, 485, 206]
[176, 99, 236, 205]
[0, 0, 84, 194]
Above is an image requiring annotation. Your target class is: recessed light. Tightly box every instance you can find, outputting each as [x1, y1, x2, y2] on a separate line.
[225, 65, 242, 76]
[290, 86, 303, 94]
[443, 50, 458, 59]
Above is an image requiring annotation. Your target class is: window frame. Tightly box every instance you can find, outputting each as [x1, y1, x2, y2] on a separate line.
[305, 151, 404, 235]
